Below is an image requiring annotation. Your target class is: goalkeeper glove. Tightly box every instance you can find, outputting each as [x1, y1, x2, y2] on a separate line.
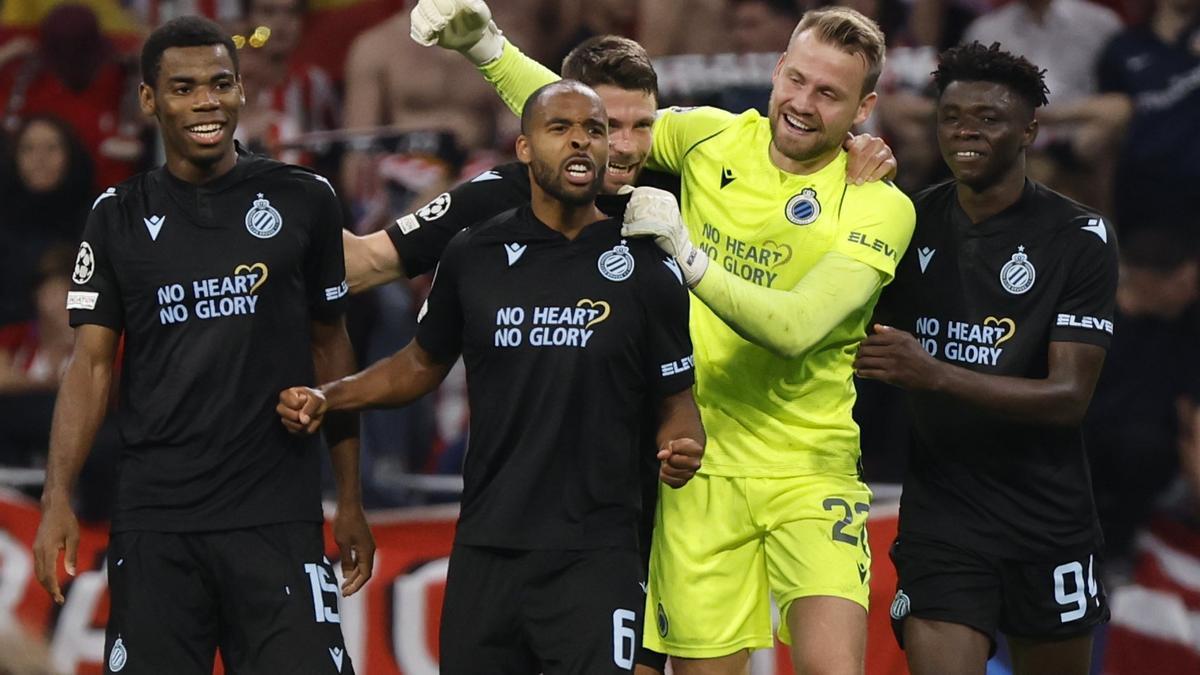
[410, 0, 506, 65]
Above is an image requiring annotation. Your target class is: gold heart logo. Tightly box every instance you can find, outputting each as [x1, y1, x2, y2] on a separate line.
[983, 316, 1016, 346]
[762, 240, 793, 267]
[576, 298, 611, 328]
[234, 262, 270, 294]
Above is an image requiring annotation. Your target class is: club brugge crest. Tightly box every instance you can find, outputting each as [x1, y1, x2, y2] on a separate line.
[785, 187, 820, 225]
[1000, 245, 1036, 295]
[109, 636, 128, 671]
[598, 240, 635, 282]
[245, 193, 283, 239]
[890, 590, 911, 620]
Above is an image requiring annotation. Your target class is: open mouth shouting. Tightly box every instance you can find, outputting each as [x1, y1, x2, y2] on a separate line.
[563, 156, 597, 186]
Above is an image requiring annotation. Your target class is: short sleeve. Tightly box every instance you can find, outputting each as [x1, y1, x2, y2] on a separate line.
[304, 175, 349, 322]
[414, 231, 468, 364]
[1049, 217, 1118, 348]
[386, 165, 530, 277]
[68, 188, 124, 330]
[647, 106, 736, 175]
[640, 253, 694, 396]
[833, 183, 916, 282]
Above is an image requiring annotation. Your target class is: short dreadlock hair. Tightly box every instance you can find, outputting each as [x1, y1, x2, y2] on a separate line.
[933, 42, 1050, 111]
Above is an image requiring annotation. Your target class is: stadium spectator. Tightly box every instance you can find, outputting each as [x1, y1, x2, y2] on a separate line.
[0, 4, 142, 189]
[0, 246, 76, 394]
[964, 0, 1130, 211]
[1098, 0, 1200, 239]
[0, 115, 93, 326]
[1086, 227, 1200, 574]
[234, 0, 340, 166]
[636, 0, 732, 56]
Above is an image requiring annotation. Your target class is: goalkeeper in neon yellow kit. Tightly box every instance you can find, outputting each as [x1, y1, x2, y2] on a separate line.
[411, 2, 915, 673]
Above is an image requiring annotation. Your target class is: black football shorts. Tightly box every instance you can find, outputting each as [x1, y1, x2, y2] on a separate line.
[103, 522, 352, 674]
[440, 544, 645, 674]
[888, 535, 1109, 655]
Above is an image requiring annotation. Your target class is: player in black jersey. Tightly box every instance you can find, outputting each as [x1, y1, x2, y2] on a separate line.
[279, 80, 705, 674]
[32, 17, 371, 674]
[854, 43, 1117, 675]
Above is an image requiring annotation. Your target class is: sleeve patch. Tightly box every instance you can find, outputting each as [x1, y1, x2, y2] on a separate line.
[66, 291, 99, 310]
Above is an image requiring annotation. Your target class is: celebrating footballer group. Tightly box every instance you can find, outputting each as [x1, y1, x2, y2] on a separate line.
[31, 0, 1117, 674]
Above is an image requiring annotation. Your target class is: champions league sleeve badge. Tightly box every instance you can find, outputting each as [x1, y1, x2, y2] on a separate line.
[785, 187, 820, 226]
[245, 193, 283, 239]
[598, 240, 635, 282]
[1000, 245, 1036, 295]
[72, 241, 95, 284]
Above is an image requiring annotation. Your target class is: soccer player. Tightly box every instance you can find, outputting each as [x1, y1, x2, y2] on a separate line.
[413, 2, 915, 673]
[278, 80, 705, 674]
[31, 17, 371, 674]
[342, 36, 894, 291]
[854, 43, 1117, 675]
[340, 32, 893, 674]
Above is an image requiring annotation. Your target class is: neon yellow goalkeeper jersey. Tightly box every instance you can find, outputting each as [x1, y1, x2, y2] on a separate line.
[650, 106, 914, 477]
[479, 44, 915, 477]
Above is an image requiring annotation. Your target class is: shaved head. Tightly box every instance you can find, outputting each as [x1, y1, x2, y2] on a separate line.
[521, 80, 605, 133]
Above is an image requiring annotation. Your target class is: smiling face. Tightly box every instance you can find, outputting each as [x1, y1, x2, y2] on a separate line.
[517, 87, 609, 206]
[936, 79, 1036, 191]
[767, 28, 876, 172]
[593, 84, 655, 193]
[140, 43, 244, 182]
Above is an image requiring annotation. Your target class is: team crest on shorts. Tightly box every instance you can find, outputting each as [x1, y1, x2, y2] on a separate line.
[72, 241, 95, 284]
[1000, 245, 1036, 295]
[245, 193, 283, 239]
[785, 188, 821, 226]
[657, 602, 670, 637]
[889, 590, 911, 620]
[598, 240, 635, 282]
[109, 635, 128, 672]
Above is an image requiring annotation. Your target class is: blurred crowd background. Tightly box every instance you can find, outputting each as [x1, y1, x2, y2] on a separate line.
[0, 0, 1198, 668]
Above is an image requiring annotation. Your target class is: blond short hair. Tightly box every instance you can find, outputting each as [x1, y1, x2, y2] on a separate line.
[790, 7, 886, 96]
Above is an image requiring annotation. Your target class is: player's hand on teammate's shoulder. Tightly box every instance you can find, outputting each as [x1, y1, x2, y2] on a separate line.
[853, 324, 945, 391]
[32, 500, 79, 605]
[657, 438, 704, 489]
[843, 132, 898, 185]
[333, 504, 376, 597]
[409, 0, 505, 65]
[619, 186, 709, 287]
[277, 386, 328, 434]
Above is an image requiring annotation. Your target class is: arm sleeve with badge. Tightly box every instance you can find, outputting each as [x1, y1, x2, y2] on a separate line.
[304, 176, 350, 322]
[414, 232, 468, 363]
[385, 164, 530, 277]
[692, 251, 885, 360]
[68, 191, 124, 331]
[478, 40, 559, 116]
[645, 106, 736, 175]
[641, 254, 695, 396]
[1049, 219, 1118, 348]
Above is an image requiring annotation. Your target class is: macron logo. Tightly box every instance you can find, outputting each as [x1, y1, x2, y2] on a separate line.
[1080, 218, 1107, 243]
[328, 646, 344, 672]
[144, 215, 165, 241]
[917, 247, 935, 273]
[505, 243, 527, 266]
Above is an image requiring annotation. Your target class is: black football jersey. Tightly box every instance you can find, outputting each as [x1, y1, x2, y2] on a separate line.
[415, 207, 694, 550]
[68, 147, 348, 532]
[878, 180, 1118, 559]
